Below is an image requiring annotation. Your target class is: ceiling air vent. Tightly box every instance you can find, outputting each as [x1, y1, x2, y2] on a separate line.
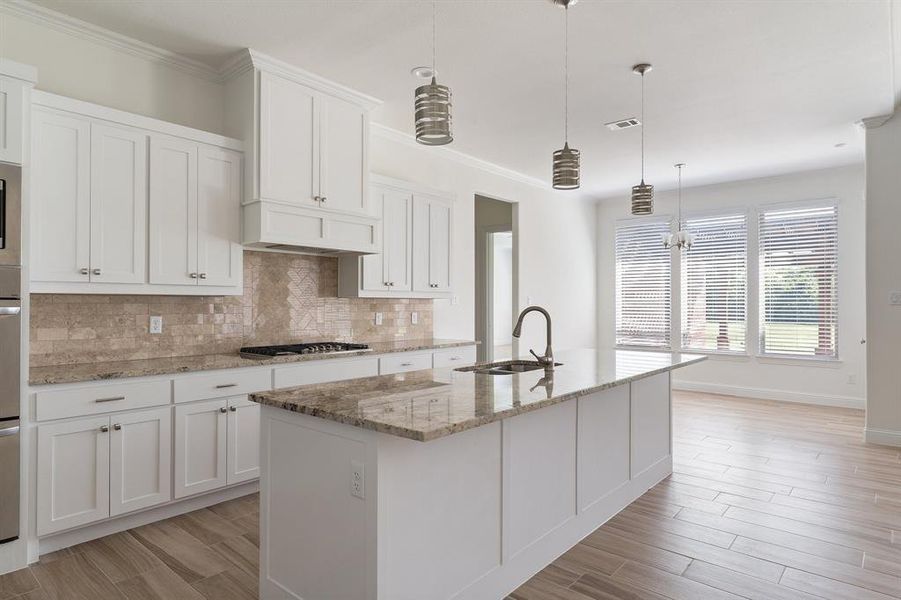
[605, 117, 641, 131]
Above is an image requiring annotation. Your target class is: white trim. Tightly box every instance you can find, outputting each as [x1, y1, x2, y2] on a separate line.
[864, 427, 901, 447]
[672, 380, 864, 409]
[0, 0, 221, 82]
[0, 58, 37, 84]
[857, 114, 893, 129]
[370, 123, 550, 191]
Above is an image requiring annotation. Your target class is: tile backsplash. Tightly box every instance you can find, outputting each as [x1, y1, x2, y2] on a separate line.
[30, 251, 433, 366]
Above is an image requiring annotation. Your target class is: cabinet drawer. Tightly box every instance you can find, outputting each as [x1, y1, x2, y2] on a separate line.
[35, 380, 170, 421]
[174, 368, 271, 404]
[433, 345, 477, 368]
[273, 357, 379, 389]
[379, 352, 433, 375]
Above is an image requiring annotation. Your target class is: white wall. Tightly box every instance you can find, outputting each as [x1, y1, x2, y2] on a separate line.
[597, 164, 866, 408]
[371, 132, 598, 356]
[493, 233, 514, 345]
[864, 115, 901, 445]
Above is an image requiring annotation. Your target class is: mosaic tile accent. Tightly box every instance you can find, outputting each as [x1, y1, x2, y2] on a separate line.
[30, 251, 433, 367]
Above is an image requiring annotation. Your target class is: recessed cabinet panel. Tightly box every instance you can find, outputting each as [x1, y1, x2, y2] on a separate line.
[149, 135, 198, 286]
[319, 95, 366, 215]
[174, 399, 227, 499]
[0, 77, 25, 165]
[31, 110, 91, 283]
[259, 71, 319, 206]
[110, 406, 172, 516]
[197, 145, 242, 287]
[90, 124, 148, 284]
[413, 194, 453, 293]
[37, 416, 111, 536]
[227, 397, 260, 485]
[577, 386, 630, 511]
[630, 372, 671, 478]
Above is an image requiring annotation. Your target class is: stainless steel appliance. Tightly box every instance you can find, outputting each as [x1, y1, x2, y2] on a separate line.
[239, 342, 370, 359]
[0, 163, 21, 544]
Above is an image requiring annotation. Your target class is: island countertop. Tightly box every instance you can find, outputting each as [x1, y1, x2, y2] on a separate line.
[249, 349, 705, 441]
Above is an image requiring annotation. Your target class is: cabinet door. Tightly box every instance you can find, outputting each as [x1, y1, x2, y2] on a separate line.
[362, 187, 411, 292]
[197, 145, 242, 287]
[413, 194, 453, 292]
[319, 94, 367, 214]
[226, 397, 260, 485]
[259, 71, 319, 206]
[110, 406, 171, 517]
[149, 135, 198, 285]
[31, 109, 91, 283]
[174, 399, 227, 499]
[0, 77, 25, 165]
[90, 124, 148, 284]
[37, 416, 110, 536]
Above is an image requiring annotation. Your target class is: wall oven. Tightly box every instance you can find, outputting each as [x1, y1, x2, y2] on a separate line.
[0, 163, 21, 544]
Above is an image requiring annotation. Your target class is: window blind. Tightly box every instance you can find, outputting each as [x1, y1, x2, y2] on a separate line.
[616, 220, 672, 347]
[759, 204, 838, 358]
[681, 213, 747, 353]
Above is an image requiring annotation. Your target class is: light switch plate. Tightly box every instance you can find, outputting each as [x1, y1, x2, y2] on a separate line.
[375, 312, 383, 326]
[891, 292, 901, 306]
[149, 316, 163, 334]
[411, 312, 419, 325]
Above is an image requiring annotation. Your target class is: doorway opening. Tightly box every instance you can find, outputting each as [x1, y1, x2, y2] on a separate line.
[475, 195, 516, 363]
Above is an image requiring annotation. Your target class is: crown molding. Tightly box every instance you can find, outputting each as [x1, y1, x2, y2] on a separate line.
[370, 123, 551, 191]
[0, 0, 222, 82]
[857, 114, 894, 129]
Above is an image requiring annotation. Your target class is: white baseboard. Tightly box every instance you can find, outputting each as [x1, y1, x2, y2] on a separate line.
[36, 480, 259, 558]
[673, 380, 864, 409]
[864, 428, 901, 447]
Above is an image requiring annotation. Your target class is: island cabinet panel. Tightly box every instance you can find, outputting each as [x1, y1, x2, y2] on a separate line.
[503, 401, 578, 559]
[630, 372, 671, 478]
[377, 422, 502, 600]
[577, 385, 631, 511]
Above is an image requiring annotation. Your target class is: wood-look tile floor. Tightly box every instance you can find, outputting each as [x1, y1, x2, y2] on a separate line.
[3, 392, 900, 600]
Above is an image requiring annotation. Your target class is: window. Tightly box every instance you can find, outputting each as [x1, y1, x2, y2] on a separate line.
[759, 204, 838, 358]
[681, 213, 748, 353]
[616, 219, 672, 347]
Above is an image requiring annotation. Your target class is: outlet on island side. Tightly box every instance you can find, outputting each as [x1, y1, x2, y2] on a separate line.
[149, 316, 163, 334]
[351, 460, 365, 499]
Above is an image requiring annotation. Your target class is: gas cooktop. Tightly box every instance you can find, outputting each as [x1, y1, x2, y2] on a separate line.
[239, 342, 370, 359]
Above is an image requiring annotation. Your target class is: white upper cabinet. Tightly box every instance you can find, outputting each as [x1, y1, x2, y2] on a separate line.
[90, 123, 148, 284]
[224, 50, 380, 254]
[31, 109, 91, 283]
[0, 60, 36, 165]
[338, 176, 453, 299]
[413, 194, 453, 293]
[30, 92, 243, 295]
[259, 71, 319, 206]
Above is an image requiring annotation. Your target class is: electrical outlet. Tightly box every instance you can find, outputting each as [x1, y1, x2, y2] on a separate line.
[149, 316, 163, 334]
[891, 292, 901, 306]
[411, 311, 419, 325]
[526, 296, 533, 305]
[374, 312, 383, 326]
[847, 373, 857, 385]
[451, 295, 458, 305]
[351, 460, 365, 499]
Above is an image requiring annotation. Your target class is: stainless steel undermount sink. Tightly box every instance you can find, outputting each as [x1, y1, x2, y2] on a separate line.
[457, 360, 563, 376]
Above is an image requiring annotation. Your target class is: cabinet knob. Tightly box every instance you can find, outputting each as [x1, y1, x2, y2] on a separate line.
[80, 268, 89, 275]
[99, 425, 109, 433]
[92, 268, 101, 276]
[190, 272, 198, 279]
[113, 423, 122, 431]
[320, 196, 327, 203]
[229, 406, 237, 412]
[314, 195, 321, 202]
[199, 273, 207, 280]
[219, 407, 227, 414]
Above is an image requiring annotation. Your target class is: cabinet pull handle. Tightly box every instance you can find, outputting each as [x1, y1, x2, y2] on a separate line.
[80, 268, 89, 275]
[190, 272, 198, 279]
[215, 383, 238, 389]
[449, 356, 461, 361]
[219, 407, 227, 413]
[199, 273, 207, 280]
[99, 425, 109, 433]
[95, 396, 125, 403]
[229, 406, 237, 412]
[400, 362, 413, 367]
[113, 423, 122, 431]
[92, 268, 101, 276]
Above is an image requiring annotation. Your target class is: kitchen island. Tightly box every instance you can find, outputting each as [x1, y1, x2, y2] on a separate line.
[250, 349, 704, 600]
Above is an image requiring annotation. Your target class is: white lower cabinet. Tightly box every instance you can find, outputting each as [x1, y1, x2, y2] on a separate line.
[110, 407, 172, 517]
[174, 399, 228, 499]
[37, 416, 110, 536]
[227, 397, 261, 485]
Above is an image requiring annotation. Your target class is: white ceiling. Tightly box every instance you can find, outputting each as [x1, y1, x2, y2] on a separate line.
[31, 0, 895, 198]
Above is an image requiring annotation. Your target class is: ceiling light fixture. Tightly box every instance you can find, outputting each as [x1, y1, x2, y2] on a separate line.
[631, 63, 654, 215]
[663, 163, 694, 251]
[551, 0, 580, 190]
[414, 2, 453, 146]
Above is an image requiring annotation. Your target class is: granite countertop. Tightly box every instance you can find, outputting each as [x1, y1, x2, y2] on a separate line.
[250, 349, 706, 442]
[29, 339, 477, 386]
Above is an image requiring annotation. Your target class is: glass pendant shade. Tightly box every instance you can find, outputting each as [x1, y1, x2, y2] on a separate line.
[631, 180, 654, 215]
[663, 228, 694, 250]
[414, 76, 453, 146]
[553, 142, 580, 190]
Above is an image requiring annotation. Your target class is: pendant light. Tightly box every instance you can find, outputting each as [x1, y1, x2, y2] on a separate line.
[664, 163, 694, 251]
[551, 0, 580, 190]
[414, 2, 453, 146]
[631, 63, 654, 214]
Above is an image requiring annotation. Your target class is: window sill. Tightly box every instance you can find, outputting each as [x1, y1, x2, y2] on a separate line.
[680, 350, 750, 362]
[756, 355, 843, 368]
